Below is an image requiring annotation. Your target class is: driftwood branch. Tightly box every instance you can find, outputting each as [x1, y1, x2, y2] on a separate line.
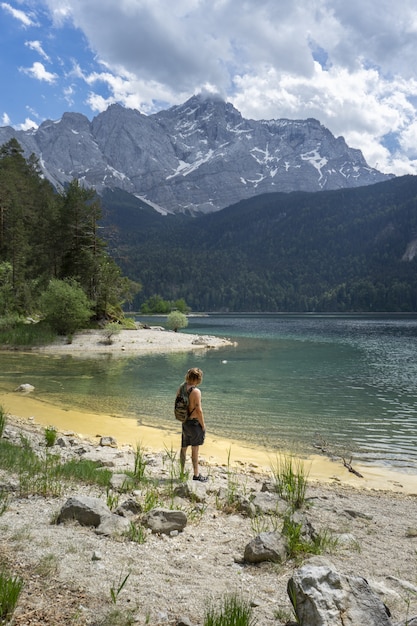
[343, 457, 364, 478]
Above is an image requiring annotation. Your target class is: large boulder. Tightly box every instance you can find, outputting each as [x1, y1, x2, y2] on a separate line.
[57, 496, 110, 527]
[56, 495, 130, 537]
[287, 558, 393, 626]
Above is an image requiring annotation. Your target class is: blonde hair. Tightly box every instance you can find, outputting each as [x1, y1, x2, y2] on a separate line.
[185, 367, 203, 385]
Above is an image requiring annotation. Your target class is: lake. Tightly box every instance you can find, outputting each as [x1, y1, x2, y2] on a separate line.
[1, 313, 417, 473]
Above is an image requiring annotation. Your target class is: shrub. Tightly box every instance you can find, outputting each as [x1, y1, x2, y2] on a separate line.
[102, 322, 121, 345]
[166, 311, 188, 332]
[39, 278, 93, 335]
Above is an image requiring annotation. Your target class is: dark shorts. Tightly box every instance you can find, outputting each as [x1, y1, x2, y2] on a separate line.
[181, 419, 205, 448]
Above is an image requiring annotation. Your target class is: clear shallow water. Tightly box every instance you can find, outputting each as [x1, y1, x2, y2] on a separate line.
[1, 314, 417, 472]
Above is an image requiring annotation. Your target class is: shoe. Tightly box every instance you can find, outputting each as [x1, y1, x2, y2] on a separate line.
[193, 474, 208, 482]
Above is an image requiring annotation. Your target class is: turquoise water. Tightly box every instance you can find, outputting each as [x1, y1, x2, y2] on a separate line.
[1, 314, 417, 471]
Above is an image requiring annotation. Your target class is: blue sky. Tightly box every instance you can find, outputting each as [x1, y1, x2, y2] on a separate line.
[1, 0, 417, 176]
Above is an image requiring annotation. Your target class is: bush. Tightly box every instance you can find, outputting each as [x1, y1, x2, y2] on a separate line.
[103, 322, 121, 345]
[39, 279, 93, 335]
[166, 311, 188, 332]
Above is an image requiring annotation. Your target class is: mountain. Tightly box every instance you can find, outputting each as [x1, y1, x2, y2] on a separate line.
[0, 95, 392, 215]
[105, 176, 417, 312]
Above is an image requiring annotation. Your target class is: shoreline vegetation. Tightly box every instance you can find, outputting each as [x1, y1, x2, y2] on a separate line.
[1, 325, 416, 496]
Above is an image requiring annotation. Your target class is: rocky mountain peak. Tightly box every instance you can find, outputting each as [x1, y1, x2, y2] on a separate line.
[0, 97, 392, 214]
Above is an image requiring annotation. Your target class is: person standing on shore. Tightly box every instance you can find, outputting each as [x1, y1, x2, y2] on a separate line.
[179, 367, 208, 482]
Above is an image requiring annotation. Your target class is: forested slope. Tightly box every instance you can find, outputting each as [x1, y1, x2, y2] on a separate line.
[102, 176, 417, 312]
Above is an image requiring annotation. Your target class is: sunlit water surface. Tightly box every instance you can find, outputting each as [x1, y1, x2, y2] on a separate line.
[1, 314, 417, 472]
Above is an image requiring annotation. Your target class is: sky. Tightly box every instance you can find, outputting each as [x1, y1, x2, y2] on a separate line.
[1, 1, 417, 176]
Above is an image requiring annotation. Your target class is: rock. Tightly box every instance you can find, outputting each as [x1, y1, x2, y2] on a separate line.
[235, 495, 257, 518]
[96, 514, 130, 537]
[344, 508, 373, 520]
[252, 491, 287, 515]
[244, 532, 288, 564]
[287, 557, 393, 626]
[289, 510, 317, 542]
[176, 618, 193, 626]
[56, 436, 70, 447]
[14, 383, 35, 393]
[109, 473, 135, 491]
[99, 436, 117, 447]
[143, 508, 187, 534]
[56, 496, 111, 527]
[115, 498, 142, 517]
[56, 495, 131, 537]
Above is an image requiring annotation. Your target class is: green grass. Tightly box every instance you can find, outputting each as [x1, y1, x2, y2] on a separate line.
[270, 454, 309, 511]
[0, 320, 57, 347]
[0, 438, 113, 496]
[282, 513, 338, 560]
[0, 567, 24, 623]
[55, 458, 112, 488]
[44, 425, 58, 447]
[204, 593, 256, 626]
[133, 441, 147, 482]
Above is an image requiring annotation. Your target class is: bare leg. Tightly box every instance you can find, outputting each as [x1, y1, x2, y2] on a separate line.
[180, 446, 187, 472]
[191, 445, 200, 477]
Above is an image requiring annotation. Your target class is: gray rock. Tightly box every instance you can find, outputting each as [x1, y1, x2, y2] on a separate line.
[143, 508, 187, 534]
[252, 491, 287, 515]
[56, 496, 111, 527]
[287, 557, 393, 626]
[115, 498, 142, 517]
[96, 514, 130, 537]
[244, 531, 288, 564]
[99, 436, 117, 447]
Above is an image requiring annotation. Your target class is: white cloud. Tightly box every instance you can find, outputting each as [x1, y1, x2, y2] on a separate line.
[20, 0, 417, 174]
[2, 113, 11, 126]
[19, 117, 39, 131]
[1, 2, 38, 27]
[20, 61, 58, 83]
[25, 40, 50, 62]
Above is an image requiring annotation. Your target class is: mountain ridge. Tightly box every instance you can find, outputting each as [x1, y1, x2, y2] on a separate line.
[0, 95, 392, 214]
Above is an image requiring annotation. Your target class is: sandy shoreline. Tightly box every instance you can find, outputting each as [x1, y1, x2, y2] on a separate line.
[2, 325, 417, 495]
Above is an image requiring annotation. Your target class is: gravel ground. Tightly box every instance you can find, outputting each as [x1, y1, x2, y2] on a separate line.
[1, 416, 417, 626]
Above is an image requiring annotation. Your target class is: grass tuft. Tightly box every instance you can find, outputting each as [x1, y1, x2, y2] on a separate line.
[270, 454, 309, 511]
[204, 593, 256, 626]
[0, 567, 24, 623]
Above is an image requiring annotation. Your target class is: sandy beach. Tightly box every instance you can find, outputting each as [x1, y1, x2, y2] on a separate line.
[2, 325, 416, 495]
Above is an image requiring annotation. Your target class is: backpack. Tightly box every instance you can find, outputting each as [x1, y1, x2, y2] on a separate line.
[174, 382, 196, 422]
